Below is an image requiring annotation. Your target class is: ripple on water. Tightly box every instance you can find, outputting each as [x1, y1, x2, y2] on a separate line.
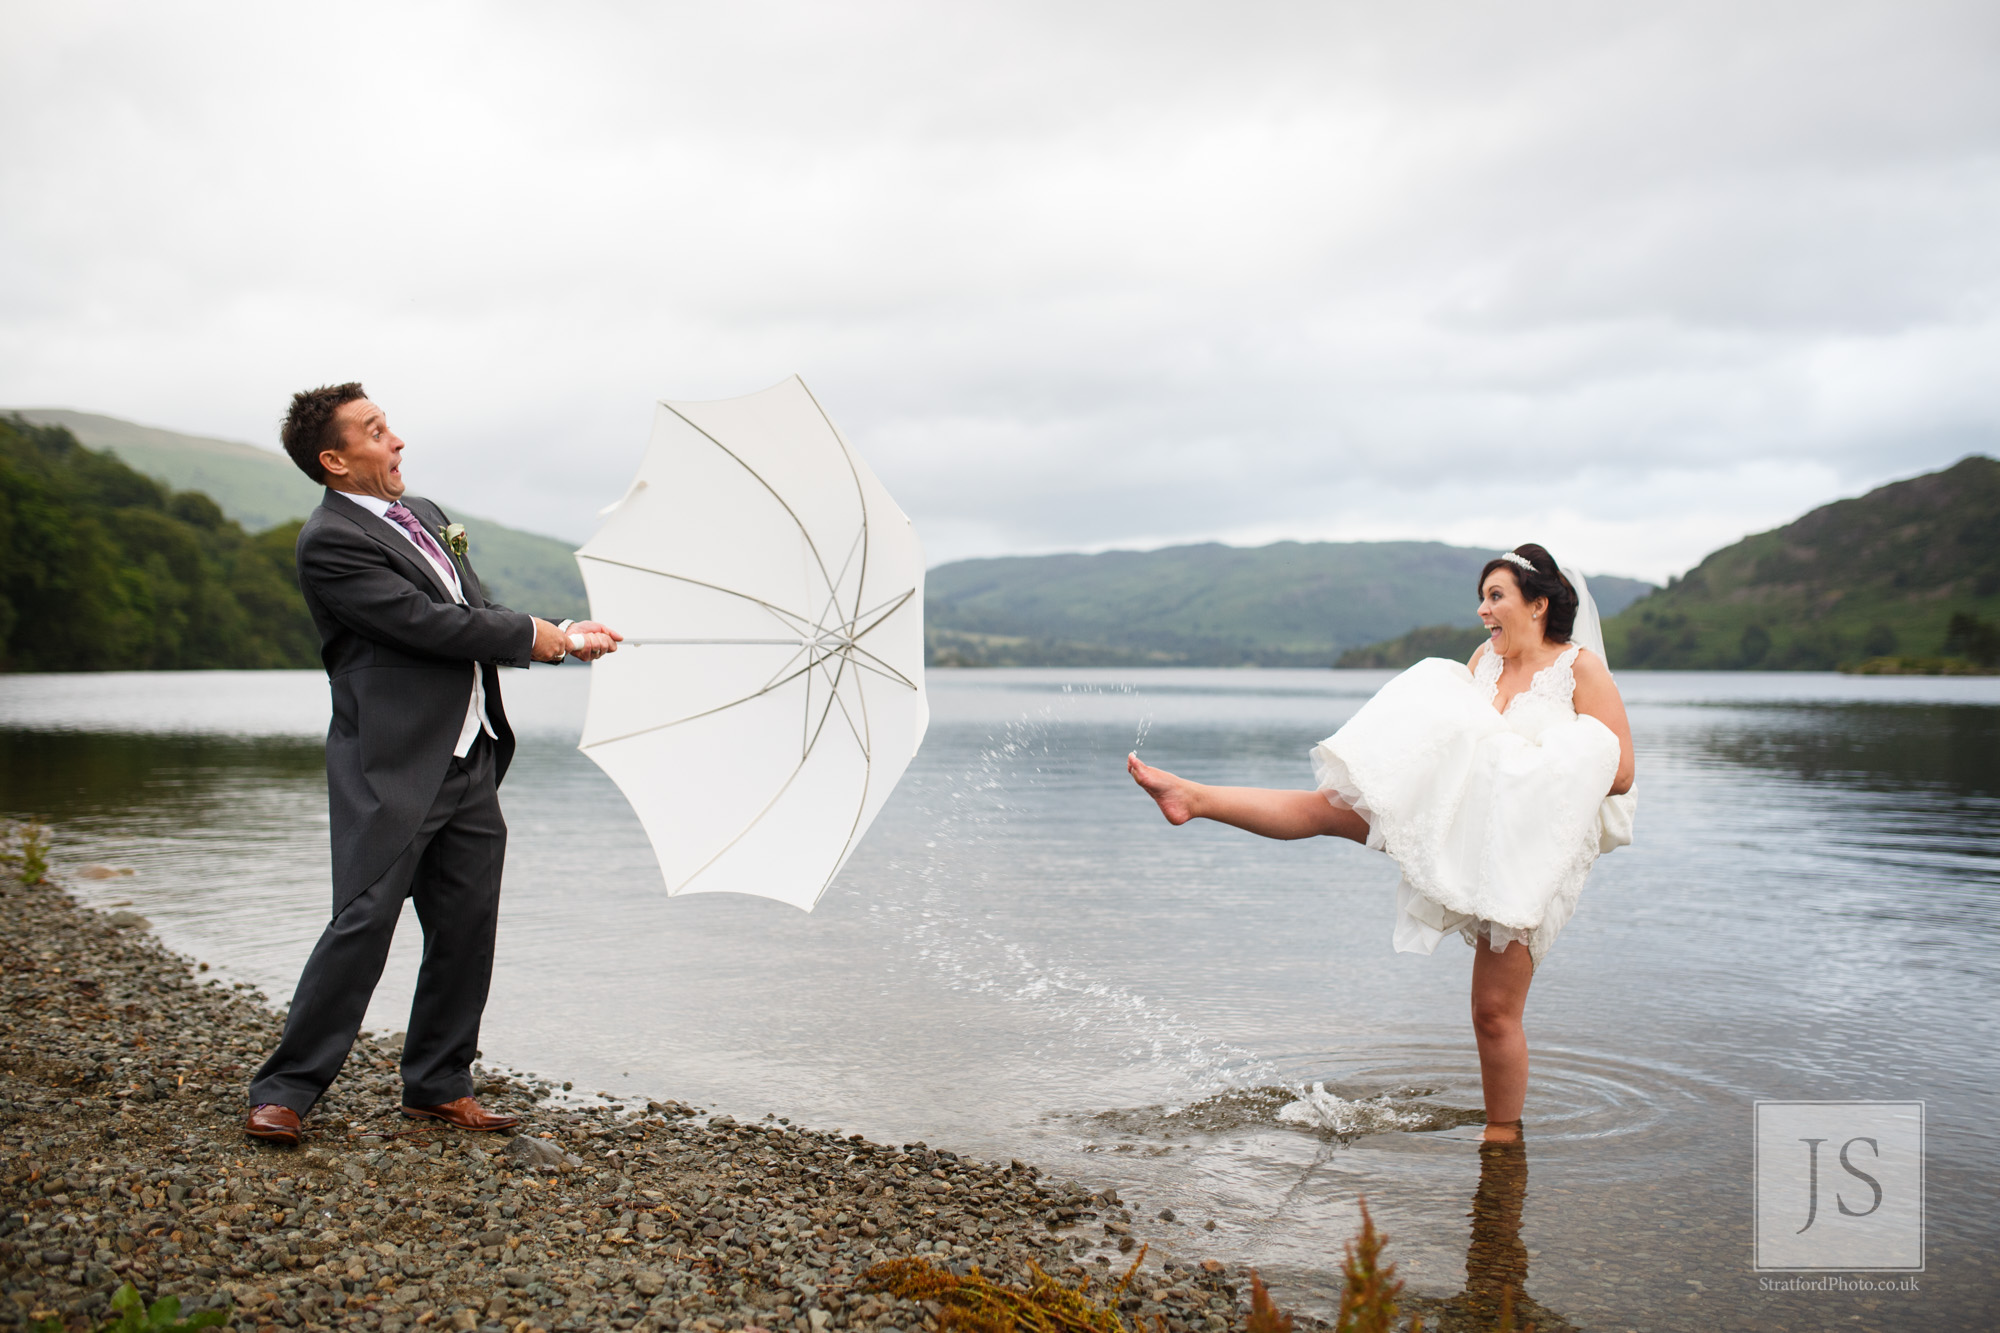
[1071, 1040, 1731, 1161]
[1082, 1083, 1482, 1144]
[1270, 1040, 1733, 1156]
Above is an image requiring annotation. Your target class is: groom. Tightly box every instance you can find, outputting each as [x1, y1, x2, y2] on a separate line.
[246, 382, 619, 1145]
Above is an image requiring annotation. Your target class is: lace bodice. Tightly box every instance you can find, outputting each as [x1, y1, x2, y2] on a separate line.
[1474, 645, 1581, 738]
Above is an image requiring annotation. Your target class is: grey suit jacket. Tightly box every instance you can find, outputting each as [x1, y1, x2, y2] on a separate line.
[298, 489, 538, 910]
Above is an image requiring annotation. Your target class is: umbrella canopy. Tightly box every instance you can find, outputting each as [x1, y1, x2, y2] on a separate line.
[575, 376, 927, 910]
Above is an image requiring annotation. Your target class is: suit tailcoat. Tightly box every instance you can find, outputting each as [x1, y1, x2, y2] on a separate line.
[297, 489, 535, 910]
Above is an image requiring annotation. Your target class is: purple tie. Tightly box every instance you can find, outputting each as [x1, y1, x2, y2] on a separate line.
[385, 502, 455, 571]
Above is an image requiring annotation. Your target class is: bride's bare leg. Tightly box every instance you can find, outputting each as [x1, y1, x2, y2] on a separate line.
[1470, 939, 1535, 1139]
[1126, 753, 1370, 842]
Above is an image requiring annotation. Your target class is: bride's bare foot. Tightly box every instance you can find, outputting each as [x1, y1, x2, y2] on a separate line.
[1128, 752, 1200, 825]
[1481, 1121, 1522, 1144]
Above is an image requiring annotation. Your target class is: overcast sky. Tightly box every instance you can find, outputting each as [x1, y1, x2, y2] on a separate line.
[4, 2, 1997, 580]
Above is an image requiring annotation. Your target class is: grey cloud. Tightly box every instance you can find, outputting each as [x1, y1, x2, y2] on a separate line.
[2, 1, 1996, 582]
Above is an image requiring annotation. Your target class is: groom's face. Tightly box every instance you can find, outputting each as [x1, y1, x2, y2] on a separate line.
[321, 398, 407, 500]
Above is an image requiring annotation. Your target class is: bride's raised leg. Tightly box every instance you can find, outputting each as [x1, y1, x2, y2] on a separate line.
[1470, 938, 1535, 1138]
[1127, 753, 1369, 842]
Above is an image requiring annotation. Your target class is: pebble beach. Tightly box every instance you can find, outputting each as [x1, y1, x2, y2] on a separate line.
[0, 867, 1288, 1333]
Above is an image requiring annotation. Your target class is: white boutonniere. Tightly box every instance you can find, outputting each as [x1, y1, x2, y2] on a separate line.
[439, 523, 469, 558]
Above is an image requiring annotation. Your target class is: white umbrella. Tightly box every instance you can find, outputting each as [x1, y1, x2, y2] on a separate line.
[574, 376, 927, 911]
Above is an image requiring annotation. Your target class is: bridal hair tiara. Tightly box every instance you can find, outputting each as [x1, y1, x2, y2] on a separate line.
[1499, 550, 1537, 573]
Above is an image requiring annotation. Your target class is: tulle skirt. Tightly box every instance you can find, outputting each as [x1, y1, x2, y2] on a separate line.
[1311, 657, 1634, 966]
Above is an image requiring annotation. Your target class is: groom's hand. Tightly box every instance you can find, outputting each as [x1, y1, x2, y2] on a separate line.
[530, 618, 572, 662]
[566, 620, 622, 662]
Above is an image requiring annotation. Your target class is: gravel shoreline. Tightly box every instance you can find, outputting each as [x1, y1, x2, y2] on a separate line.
[0, 869, 1291, 1333]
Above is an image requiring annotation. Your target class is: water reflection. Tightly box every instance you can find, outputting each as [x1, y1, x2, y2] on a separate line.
[1688, 703, 2000, 796]
[1406, 1134, 1574, 1333]
[0, 728, 324, 822]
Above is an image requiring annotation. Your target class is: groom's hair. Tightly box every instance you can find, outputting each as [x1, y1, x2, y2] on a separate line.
[1480, 543, 1579, 642]
[281, 382, 368, 483]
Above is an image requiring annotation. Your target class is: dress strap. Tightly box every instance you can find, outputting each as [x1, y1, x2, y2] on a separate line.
[1534, 644, 1582, 708]
[1473, 646, 1503, 702]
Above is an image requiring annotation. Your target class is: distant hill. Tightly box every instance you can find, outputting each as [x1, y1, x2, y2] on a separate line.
[0, 416, 318, 671]
[926, 541, 1653, 667]
[9, 409, 588, 620]
[1602, 455, 2000, 670]
[1336, 623, 1490, 669]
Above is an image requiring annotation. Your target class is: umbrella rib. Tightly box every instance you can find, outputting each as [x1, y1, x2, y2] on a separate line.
[575, 553, 816, 636]
[829, 665, 869, 756]
[658, 400, 846, 613]
[822, 526, 865, 631]
[838, 647, 917, 693]
[580, 660, 816, 749]
[666, 749, 815, 898]
[762, 643, 814, 695]
[800, 645, 852, 762]
[848, 586, 914, 633]
[815, 681, 878, 909]
[799, 377, 874, 643]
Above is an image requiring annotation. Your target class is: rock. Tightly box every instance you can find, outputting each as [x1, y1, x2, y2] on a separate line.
[1158, 1209, 1176, 1223]
[451, 1311, 480, 1331]
[106, 911, 150, 928]
[503, 1135, 580, 1170]
[633, 1270, 665, 1296]
[501, 1269, 530, 1288]
[79, 865, 135, 879]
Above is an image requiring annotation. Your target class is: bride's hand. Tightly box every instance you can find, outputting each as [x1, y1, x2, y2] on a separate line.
[1128, 752, 1199, 825]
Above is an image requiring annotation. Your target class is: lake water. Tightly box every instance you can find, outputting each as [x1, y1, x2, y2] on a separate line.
[3, 667, 1995, 1331]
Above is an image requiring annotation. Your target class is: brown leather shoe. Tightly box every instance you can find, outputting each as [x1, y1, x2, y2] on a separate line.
[245, 1104, 302, 1145]
[401, 1096, 520, 1131]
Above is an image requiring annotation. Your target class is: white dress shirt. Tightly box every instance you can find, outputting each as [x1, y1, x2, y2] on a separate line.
[343, 492, 505, 758]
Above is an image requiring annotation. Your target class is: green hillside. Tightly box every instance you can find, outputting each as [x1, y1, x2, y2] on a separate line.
[0, 416, 318, 671]
[1602, 454, 2000, 670]
[1336, 623, 1490, 669]
[9, 409, 587, 620]
[926, 541, 1652, 667]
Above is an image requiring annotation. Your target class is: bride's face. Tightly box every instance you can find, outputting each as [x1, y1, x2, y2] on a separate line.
[1478, 570, 1549, 657]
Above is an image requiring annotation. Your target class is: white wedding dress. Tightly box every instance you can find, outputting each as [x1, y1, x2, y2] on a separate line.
[1311, 644, 1636, 966]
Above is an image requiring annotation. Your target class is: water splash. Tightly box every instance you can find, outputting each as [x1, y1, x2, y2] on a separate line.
[864, 696, 1278, 1102]
[1276, 1082, 1482, 1138]
[1084, 1083, 1482, 1143]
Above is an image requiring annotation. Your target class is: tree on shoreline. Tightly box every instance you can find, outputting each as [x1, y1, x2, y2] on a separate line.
[0, 415, 317, 671]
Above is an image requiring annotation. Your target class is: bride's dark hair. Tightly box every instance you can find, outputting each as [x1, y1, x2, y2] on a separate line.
[1478, 544, 1579, 643]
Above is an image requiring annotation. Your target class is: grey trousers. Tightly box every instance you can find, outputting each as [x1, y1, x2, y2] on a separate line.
[249, 736, 506, 1114]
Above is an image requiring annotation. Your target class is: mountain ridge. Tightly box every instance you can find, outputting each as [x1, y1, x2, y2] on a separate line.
[8, 408, 588, 620]
[1602, 454, 2000, 669]
[927, 540, 1652, 667]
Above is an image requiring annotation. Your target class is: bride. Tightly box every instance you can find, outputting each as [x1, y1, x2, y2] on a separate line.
[1127, 544, 1636, 1142]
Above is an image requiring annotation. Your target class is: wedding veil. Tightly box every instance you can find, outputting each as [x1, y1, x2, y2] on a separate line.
[1560, 563, 1608, 668]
